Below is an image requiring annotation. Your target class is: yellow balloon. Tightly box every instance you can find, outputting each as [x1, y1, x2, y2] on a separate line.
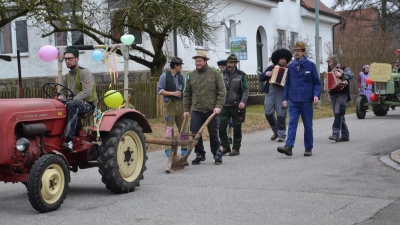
[104, 90, 123, 108]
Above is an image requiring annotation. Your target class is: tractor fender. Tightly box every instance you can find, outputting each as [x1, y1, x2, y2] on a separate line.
[49, 150, 71, 182]
[93, 109, 152, 133]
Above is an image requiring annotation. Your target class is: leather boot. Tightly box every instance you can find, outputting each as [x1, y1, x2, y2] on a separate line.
[192, 153, 205, 165]
[221, 148, 231, 155]
[229, 149, 240, 156]
[277, 145, 293, 156]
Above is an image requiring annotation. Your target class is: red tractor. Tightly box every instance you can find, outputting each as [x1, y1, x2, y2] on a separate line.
[0, 46, 152, 212]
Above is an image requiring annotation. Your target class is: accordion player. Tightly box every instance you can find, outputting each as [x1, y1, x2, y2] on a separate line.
[269, 65, 288, 86]
[324, 68, 348, 92]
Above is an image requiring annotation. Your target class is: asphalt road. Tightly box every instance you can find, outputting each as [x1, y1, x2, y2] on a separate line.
[1, 109, 400, 225]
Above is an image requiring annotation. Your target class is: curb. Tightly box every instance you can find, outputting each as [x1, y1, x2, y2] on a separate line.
[390, 149, 400, 165]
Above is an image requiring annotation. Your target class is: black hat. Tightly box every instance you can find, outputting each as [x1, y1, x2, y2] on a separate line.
[226, 54, 239, 62]
[217, 60, 227, 66]
[170, 57, 184, 64]
[64, 46, 79, 57]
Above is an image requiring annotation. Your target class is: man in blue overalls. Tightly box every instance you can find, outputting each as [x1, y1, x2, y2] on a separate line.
[277, 42, 321, 157]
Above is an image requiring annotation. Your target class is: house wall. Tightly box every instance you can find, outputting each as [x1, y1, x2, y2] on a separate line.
[1, 0, 339, 80]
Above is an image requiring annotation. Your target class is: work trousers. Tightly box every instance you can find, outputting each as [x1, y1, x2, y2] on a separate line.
[286, 101, 314, 150]
[190, 111, 221, 158]
[219, 106, 244, 151]
[330, 94, 349, 139]
[163, 100, 189, 150]
[264, 85, 287, 138]
[65, 100, 94, 139]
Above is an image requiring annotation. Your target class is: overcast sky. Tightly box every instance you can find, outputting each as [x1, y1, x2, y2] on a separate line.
[320, 0, 335, 8]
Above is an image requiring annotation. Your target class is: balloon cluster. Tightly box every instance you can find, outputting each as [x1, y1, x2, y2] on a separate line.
[104, 90, 124, 108]
[38, 45, 58, 62]
[120, 34, 135, 45]
[370, 93, 377, 102]
[92, 50, 103, 62]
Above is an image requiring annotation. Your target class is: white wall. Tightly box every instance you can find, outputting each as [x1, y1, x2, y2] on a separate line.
[1, 0, 339, 79]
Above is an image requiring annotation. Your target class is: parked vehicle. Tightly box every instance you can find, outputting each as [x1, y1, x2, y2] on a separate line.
[356, 62, 400, 119]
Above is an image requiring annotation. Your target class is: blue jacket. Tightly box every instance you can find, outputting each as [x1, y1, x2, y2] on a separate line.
[283, 56, 321, 103]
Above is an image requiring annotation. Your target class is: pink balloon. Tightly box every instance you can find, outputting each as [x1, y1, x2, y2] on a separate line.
[38, 45, 58, 62]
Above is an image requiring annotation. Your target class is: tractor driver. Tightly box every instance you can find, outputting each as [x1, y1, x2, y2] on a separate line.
[58, 46, 98, 152]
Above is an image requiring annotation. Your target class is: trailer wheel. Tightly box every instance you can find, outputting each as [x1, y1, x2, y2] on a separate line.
[98, 119, 147, 194]
[356, 95, 368, 119]
[28, 154, 69, 213]
[373, 104, 387, 116]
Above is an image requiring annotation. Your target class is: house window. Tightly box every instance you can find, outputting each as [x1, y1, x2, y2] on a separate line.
[290, 32, 298, 48]
[225, 20, 236, 50]
[54, 21, 85, 46]
[0, 18, 29, 55]
[277, 29, 286, 49]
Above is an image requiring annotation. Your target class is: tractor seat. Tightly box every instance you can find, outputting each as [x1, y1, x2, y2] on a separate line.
[79, 110, 95, 119]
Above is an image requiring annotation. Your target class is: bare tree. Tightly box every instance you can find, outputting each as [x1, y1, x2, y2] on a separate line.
[0, 0, 48, 28]
[271, 32, 315, 61]
[332, 0, 400, 33]
[30, 0, 231, 77]
[334, 28, 396, 76]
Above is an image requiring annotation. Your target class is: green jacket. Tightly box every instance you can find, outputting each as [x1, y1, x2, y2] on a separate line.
[184, 65, 226, 113]
[60, 67, 98, 105]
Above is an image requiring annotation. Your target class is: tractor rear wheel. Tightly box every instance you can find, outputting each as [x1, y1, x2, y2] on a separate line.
[373, 104, 388, 116]
[356, 95, 368, 119]
[98, 119, 147, 194]
[28, 154, 69, 213]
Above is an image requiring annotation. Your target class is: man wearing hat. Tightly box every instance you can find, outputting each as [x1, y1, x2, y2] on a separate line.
[219, 54, 249, 156]
[183, 50, 226, 165]
[59, 46, 98, 152]
[326, 54, 354, 142]
[260, 49, 292, 143]
[277, 41, 321, 157]
[217, 60, 227, 72]
[217, 59, 233, 144]
[157, 57, 189, 157]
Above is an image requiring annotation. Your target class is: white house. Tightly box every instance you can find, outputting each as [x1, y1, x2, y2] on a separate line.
[0, 0, 340, 80]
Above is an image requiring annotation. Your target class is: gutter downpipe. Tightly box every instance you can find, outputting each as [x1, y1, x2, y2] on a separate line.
[332, 17, 343, 54]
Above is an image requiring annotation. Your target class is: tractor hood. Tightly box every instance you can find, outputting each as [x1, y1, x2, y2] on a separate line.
[0, 98, 66, 165]
[0, 98, 66, 123]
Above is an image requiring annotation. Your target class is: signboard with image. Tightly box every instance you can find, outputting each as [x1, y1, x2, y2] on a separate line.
[230, 37, 247, 60]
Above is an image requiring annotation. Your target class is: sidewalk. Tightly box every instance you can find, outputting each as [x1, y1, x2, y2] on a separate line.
[391, 149, 400, 165]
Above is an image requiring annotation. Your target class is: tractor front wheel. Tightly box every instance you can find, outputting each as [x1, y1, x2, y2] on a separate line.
[28, 154, 69, 213]
[356, 95, 368, 119]
[98, 119, 147, 194]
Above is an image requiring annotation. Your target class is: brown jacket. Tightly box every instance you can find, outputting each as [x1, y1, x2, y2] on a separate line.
[184, 65, 226, 113]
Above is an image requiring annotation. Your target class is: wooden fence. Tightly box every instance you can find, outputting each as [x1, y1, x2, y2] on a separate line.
[0, 74, 359, 121]
[0, 82, 159, 120]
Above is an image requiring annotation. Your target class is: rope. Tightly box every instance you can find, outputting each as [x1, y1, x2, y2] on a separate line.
[93, 103, 126, 141]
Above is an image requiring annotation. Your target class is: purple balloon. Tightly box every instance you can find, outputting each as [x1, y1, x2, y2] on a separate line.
[38, 45, 58, 62]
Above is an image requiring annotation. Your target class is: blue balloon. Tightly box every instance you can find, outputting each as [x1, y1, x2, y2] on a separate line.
[92, 50, 103, 62]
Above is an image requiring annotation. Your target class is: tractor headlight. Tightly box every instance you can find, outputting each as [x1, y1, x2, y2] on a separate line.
[16, 138, 30, 152]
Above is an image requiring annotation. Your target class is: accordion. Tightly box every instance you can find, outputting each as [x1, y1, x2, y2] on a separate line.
[324, 69, 348, 92]
[269, 65, 288, 86]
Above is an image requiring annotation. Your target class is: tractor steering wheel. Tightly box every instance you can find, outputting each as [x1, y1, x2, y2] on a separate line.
[43, 82, 74, 101]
